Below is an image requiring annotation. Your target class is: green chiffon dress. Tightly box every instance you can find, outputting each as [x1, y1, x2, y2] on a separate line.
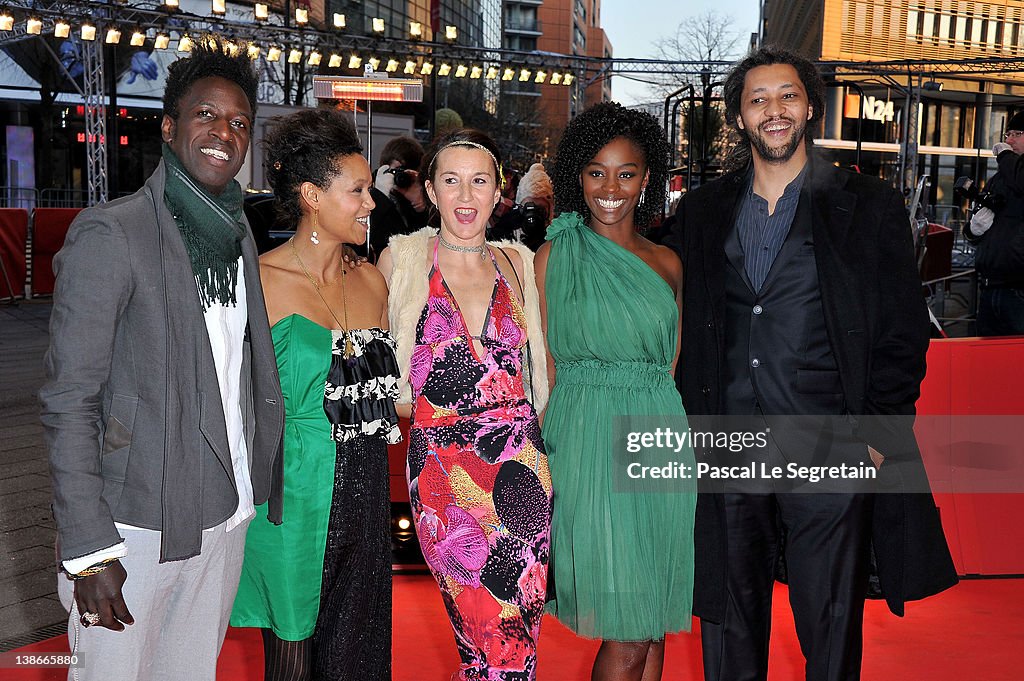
[542, 212, 696, 641]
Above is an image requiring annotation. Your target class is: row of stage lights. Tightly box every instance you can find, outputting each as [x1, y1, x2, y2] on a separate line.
[148, 0, 461, 42]
[0, 11, 577, 86]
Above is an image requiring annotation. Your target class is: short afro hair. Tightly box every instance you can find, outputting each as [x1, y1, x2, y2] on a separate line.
[263, 107, 364, 229]
[163, 36, 259, 120]
[552, 101, 670, 228]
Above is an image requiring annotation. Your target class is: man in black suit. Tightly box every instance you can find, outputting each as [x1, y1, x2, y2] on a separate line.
[669, 47, 957, 681]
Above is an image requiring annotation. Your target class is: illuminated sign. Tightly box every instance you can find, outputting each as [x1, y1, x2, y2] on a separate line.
[844, 94, 895, 123]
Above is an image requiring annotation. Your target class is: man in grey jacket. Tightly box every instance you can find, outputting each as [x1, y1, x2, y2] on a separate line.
[40, 39, 283, 680]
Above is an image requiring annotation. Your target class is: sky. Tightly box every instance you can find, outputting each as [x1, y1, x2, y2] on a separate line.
[600, 0, 761, 106]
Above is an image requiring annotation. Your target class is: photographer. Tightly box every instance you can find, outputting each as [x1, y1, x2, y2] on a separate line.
[488, 162, 554, 251]
[366, 136, 430, 261]
[966, 112, 1024, 335]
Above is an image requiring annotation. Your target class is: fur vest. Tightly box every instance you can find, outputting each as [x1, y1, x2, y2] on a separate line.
[385, 227, 549, 412]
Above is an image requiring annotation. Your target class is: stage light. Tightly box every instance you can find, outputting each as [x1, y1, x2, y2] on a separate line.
[404, 60, 416, 74]
[397, 518, 411, 530]
[0, 11, 13, 31]
[535, 70, 547, 84]
[368, 56, 381, 70]
[348, 53, 362, 69]
[550, 72, 562, 85]
[294, 7, 308, 25]
[563, 73, 575, 86]
[164, 0, 179, 9]
[267, 45, 282, 62]
[155, 32, 170, 49]
[455, 64, 468, 78]
[247, 43, 261, 60]
[211, 0, 226, 16]
[254, 3, 269, 21]
[308, 50, 321, 66]
[81, 23, 97, 41]
[372, 17, 385, 34]
[333, 13, 346, 29]
[502, 67, 515, 81]
[26, 18, 41, 35]
[178, 34, 193, 51]
[445, 25, 457, 42]
[288, 48, 302, 64]
[486, 65, 499, 80]
[438, 62, 451, 76]
[420, 61, 433, 75]
[386, 58, 399, 73]
[409, 21, 422, 39]
[128, 28, 145, 46]
[223, 40, 239, 56]
[328, 53, 342, 68]
[54, 19, 71, 39]
[470, 65, 482, 79]
[519, 68, 531, 82]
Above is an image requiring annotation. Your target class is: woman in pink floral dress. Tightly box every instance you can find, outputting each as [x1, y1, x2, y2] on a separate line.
[379, 129, 551, 681]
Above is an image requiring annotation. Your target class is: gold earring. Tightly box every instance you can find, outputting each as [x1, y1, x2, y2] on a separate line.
[310, 209, 320, 245]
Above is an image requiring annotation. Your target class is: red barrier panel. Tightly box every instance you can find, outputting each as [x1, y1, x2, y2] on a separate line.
[918, 337, 1024, 576]
[389, 418, 411, 503]
[0, 208, 28, 299]
[31, 208, 81, 296]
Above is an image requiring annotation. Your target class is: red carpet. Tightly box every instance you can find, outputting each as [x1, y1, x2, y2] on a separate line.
[7, 576, 1021, 680]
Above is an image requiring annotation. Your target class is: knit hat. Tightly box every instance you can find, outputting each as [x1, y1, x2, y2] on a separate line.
[1008, 111, 1024, 132]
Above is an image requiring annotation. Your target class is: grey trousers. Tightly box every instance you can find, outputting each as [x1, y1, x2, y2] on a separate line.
[57, 519, 249, 681]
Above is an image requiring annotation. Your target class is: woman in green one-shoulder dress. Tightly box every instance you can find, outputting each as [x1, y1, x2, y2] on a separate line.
[536, 102, 696, 681]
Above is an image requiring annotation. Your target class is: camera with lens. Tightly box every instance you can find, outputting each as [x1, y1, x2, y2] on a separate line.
[384, 166, 415, 190]
[521, 202, 547, 236]
[954, 176, 1006, 215]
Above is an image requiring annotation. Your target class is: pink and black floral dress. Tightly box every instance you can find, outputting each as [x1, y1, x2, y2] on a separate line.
[407, 240, 552, 681]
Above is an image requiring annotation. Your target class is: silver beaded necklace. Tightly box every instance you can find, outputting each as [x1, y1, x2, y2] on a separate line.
[439, 232, 488, 259]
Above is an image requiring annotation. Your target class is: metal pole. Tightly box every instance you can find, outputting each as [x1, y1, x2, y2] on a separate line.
[283, 0, 292, 105]
[366, 100, 373, 166]
[699, 69, 713, 185]
[663, 84, 692, 164]
[686, 87, 697, 190]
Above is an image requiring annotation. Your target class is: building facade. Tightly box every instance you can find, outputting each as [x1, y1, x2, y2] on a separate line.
[765, 0, 1024, 210]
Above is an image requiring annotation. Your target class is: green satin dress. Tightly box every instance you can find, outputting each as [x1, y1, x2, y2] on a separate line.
[542, 212, 696, 641]
[230, 314, 338, 639]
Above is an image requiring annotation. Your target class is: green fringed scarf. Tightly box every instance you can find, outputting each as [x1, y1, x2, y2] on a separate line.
[162, 144, 246, 309]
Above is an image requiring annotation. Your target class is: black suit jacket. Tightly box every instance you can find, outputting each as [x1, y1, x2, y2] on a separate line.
[668, 158, 957, 622]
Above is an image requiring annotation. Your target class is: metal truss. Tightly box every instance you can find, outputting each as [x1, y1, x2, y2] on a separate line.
[81, 37, 108, 205]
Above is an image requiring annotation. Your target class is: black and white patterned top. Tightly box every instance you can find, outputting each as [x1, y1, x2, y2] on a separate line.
[323, 328, 401, 444]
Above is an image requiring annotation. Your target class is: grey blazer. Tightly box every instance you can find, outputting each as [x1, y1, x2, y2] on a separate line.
[40, 161, 284, 563]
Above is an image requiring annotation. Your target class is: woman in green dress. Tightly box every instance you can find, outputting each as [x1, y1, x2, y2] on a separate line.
[230, 109, 399, 681]
[536, 102, 696, 681]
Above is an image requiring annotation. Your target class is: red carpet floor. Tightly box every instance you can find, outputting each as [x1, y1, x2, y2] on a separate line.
[7, 575, 1021, 680]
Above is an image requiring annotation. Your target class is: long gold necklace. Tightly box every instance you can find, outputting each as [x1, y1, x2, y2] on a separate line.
[289, 237, 353, 358]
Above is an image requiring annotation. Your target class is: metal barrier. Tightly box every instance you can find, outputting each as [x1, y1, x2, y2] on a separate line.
[0, 187, 38, 210]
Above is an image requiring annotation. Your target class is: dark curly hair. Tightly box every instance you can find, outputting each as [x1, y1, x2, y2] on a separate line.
[424, 128, 503, 185]
[552, 101, 670, 228]
[163, 36, 259, 120]
[263, 108, 364, 229]
[722, 45, 825, 170]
